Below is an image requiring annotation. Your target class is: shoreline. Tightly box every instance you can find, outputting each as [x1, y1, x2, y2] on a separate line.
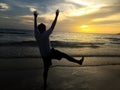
[0, 57, 120, 69]
[0, 65, 120, 90]
[0, 55, 120, 58]
[0, 57, 120, 90]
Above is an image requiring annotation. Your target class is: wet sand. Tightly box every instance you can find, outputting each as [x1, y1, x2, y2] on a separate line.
[0, 57, 120, 90]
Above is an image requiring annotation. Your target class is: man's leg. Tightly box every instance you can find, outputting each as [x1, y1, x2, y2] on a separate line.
[60, 52, 84, 65]
[51, 48, 84, 65]
[43, 66, 49, 90]
[43, 59, 51, 90]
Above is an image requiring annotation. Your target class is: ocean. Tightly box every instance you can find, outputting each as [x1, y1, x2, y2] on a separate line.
[0, 28, 120, 90]
[0, 28, 120, 58]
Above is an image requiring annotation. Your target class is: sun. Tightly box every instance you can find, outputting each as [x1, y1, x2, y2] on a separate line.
[80, 25, 88, 29]
[80, 25, 91, 33]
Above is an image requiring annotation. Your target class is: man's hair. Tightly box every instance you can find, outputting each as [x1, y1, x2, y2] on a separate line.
[38, 23, 46, 33]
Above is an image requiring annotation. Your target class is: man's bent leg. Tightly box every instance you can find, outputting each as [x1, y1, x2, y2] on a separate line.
[51, 48, 84, 65]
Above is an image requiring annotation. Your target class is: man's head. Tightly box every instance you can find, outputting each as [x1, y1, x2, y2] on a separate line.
[38, 23, 46, 33]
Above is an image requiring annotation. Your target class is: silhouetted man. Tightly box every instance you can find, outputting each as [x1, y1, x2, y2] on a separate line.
[33, 9, 84, 90]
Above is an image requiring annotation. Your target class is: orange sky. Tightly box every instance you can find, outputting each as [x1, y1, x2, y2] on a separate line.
[0, 0, 120, 34]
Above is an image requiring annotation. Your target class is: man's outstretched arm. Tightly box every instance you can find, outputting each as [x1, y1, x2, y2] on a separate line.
[48, 9, 59, 34]
[33, 11, 38, 32]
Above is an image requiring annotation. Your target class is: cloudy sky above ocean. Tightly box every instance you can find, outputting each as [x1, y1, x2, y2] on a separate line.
[0, 0, 120, 33]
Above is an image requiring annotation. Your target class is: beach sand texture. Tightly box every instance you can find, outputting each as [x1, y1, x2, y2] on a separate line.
[0, 57, 120, 90]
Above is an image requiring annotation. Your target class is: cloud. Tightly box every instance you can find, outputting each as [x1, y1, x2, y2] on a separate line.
[65, 0, 93, 6]
[28, 0, 106, 24]
[93, 13, 120, 22]
[88, 3, 120, 25]
[29, 7, 36, 12]
[92, 19, 120, 25]
[0, 3, 9, 11]
[16, 0, 111, 28]
[2, 0, 105, 21]
[0, 0, 120, 31]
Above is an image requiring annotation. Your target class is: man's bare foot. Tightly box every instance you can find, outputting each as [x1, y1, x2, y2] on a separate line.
[78, 56, 84, 65]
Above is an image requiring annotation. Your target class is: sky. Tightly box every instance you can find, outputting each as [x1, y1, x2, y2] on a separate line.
[0, 0, 120, 34]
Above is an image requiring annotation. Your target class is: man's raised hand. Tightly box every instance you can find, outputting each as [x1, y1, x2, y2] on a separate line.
[56, 9, 59, 16]
[33, 11, 38, 17]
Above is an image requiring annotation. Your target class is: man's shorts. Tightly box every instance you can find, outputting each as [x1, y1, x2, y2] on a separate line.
[49, 48, 63, 60]
[42, 48, 63, 67]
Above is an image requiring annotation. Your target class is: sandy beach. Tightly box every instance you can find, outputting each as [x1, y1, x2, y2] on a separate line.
[0, 57, 120, 90]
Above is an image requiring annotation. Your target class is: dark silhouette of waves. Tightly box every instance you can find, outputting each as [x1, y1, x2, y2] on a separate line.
[0, 40, 106, 48]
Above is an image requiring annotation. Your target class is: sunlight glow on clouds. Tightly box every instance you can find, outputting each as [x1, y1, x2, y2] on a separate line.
[37, 1, 106, 21]
[29, 7, 36, 12]
[0, 0, 120, 33]
[66, 0, 92, 6]
[93, 13, 120, 22]
[68, 4, 106, 17]
[0, 3, 9, 11]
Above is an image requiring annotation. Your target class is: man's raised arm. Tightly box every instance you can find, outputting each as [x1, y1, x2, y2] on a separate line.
[33, 11, 38, 31]
[48, 9, 59, 34]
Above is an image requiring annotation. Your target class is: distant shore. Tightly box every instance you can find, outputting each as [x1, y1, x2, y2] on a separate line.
[116, 33, 120, 35]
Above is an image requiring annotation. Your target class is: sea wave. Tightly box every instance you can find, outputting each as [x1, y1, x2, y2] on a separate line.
[0, 28, 32, 34]
[52, 63, 120, 68]
[0, 55, 119, 58]
[110, 42, 120, 44]
[51, 41, 105, 48]
[0, 41, 37, 46]
[106, 37, 120, 41]
[0, 40, 105, 48]
[1, 64, 120, 71]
